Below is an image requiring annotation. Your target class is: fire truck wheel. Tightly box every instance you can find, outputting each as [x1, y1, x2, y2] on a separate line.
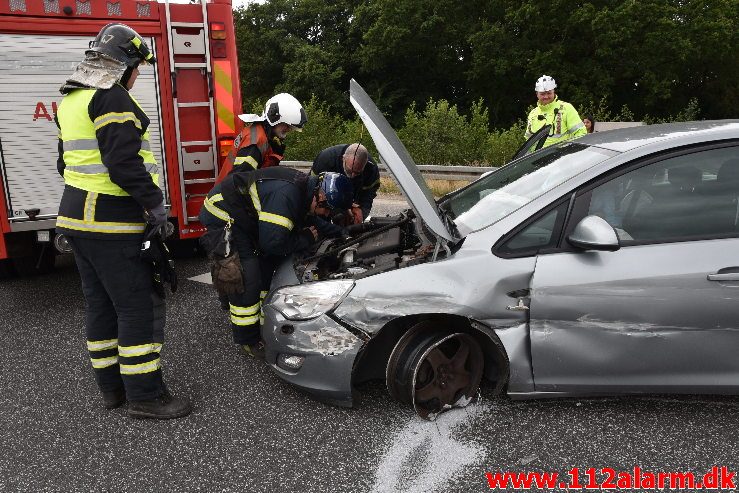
[0, 259, 15, 279]
[12, 244, 56, 276]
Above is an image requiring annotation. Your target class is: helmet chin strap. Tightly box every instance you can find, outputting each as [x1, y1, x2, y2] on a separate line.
[119, 63, 139, 87]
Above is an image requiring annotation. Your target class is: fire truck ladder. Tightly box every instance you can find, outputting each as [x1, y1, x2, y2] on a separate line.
[165, 0, 218, 225]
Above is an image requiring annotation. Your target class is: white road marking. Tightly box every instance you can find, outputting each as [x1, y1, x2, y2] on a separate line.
[371, 402, 489, 493]
[188, 272, 212, 284]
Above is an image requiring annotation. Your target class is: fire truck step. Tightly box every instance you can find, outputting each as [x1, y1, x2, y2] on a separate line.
[170, 22, 205, 28]
[184, 178, 216, 185]
[174, 63, 207, 69]
[178, 102, 210, 108]
[181, 141, 213, 147]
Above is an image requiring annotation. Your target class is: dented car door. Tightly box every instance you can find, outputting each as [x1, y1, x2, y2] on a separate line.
[529, 145, 739, 393]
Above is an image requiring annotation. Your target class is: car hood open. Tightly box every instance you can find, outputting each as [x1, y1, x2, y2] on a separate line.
[349, 79, 459, 242]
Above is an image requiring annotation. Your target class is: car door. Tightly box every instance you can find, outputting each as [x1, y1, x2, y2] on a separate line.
[512, 125, 551, 160]
[528, 143, 739, 393]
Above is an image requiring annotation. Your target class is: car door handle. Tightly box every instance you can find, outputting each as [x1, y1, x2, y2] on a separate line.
[707, 272, 739, 281]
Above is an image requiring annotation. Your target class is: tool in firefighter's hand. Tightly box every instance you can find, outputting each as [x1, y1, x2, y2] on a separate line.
[210, 222, 244, 295]
[141, 222, 178, 297]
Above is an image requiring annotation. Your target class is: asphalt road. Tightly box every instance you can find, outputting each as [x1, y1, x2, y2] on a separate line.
[2, 196, 739, 492]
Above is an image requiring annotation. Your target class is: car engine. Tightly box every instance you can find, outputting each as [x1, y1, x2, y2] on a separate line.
[294, 211, 437, 282]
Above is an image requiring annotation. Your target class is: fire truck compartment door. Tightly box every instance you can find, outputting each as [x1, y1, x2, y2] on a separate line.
[0, 34, 166, 223]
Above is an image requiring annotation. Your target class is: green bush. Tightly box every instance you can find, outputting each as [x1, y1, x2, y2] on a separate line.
[283, 96, 345, 161]
[397, 98, 491, 165]
[283, 97, 380, 162]
[485, 121, 526, 166]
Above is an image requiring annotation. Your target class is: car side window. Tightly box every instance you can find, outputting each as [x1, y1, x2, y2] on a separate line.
[496, 202, 569, 257]
[583, 146, 739, 244]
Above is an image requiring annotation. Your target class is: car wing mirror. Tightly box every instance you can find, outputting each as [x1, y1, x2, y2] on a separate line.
[567, 215, 621, 252]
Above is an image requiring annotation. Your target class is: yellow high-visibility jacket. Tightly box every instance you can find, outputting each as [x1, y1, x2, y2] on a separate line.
[55, 83, 162, 238]
[525, 96, 586, 147]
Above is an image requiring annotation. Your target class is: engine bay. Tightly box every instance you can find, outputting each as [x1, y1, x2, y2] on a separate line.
[294, 212, 438, 282]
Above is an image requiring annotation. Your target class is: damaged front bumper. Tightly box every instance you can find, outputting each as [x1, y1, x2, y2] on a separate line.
[261, 305, 367, 407]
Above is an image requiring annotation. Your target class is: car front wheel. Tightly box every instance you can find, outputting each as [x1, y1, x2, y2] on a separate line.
[386, 323, 484, 420]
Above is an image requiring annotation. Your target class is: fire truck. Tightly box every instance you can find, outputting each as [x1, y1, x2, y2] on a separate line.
[0, 0, 242, 276]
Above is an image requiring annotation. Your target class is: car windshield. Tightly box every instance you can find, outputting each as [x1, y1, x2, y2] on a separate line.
[439, 143, 615, 236]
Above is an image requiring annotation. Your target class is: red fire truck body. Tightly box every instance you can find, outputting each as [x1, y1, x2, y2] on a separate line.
[0, 0, 242, 273]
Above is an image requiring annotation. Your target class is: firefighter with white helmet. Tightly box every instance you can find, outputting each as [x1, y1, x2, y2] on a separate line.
[55, 23, 190, 419]
[216, 92, 307, 181]
[525, 75, 586, 147]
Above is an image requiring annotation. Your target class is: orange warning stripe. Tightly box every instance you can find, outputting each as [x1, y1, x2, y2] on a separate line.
[214, 60, 235, 134]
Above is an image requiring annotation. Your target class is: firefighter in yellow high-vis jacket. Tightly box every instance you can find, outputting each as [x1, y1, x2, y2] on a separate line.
[55, 23, 190, 420]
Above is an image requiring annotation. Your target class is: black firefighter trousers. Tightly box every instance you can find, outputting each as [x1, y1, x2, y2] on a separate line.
[68, 236, 166, 401]
[200, 212, 279, 346]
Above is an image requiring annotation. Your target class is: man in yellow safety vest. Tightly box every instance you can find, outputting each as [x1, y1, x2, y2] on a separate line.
[55, 23, 190, 419]
[525, 75, 586, 147]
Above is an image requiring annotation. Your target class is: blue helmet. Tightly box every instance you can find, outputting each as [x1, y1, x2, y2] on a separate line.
[319, 172, 353, 211]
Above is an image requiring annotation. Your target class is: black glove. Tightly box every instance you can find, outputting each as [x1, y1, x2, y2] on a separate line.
[145, 201, 168, 229]
[141, 224, 178, 297]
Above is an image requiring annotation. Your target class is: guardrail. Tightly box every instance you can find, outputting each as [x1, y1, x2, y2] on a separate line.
[282, 161, 497, 181]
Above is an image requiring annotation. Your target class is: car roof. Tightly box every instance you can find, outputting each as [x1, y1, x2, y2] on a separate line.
[576, 120, 739, 153]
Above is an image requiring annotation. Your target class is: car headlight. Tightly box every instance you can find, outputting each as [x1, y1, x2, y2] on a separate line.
[268, 280, 354, 321]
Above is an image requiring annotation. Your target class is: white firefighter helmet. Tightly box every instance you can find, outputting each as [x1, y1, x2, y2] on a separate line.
[264, 93, 307, 131]
[535, 75, 557, 92]
[237, 93, 308, 130]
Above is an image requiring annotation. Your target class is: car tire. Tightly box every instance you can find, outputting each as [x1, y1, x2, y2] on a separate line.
[386, 322, 484, 420]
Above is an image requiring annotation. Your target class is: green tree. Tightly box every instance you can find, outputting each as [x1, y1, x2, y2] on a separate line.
[354, 0, 480, 124]
[233, 0, 365, 115]
[235, 0, 737, 132]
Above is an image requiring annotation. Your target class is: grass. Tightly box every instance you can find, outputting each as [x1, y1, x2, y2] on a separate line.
[378, 177, 470, 199]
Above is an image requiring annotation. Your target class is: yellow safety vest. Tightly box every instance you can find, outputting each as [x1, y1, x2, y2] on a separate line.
[525, 97, 587, 147]
[56, 88, 159, 196]
[56, 87, 160, 236]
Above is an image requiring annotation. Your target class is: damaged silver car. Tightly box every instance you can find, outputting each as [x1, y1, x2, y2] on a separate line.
[262, 79, 739, 420]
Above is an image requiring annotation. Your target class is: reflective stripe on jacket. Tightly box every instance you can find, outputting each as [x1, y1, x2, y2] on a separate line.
[525, 97, 587, 147]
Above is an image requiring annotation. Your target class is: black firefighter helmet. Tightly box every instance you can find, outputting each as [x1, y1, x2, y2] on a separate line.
[87, 23, 156, 67]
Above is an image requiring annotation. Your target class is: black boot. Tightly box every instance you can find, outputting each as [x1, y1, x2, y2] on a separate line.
[102, 388, 126, 410]
[128, 392, 192, 420]
[219, 294, 229, 311]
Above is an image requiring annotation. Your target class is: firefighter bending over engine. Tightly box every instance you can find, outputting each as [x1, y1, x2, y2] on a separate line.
[311, 143, 381, 225]
[199, 168, 353, 358]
